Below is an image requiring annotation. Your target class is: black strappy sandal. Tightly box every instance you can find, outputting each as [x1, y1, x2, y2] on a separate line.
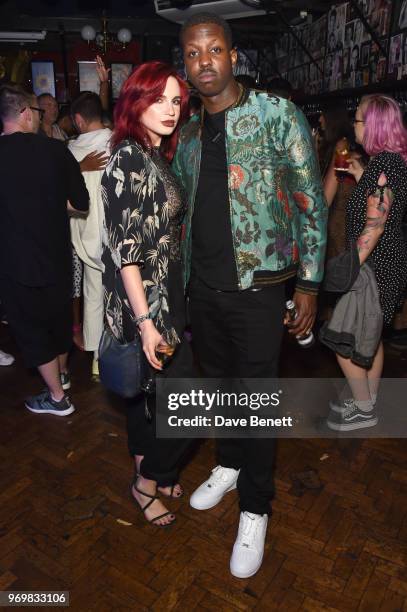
[134, 471, 184, 499]
[130, 476, 176, 527]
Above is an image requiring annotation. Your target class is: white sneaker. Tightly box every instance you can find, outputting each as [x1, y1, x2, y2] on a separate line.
[190, 465, 239, 510]
[230, 511, 268, 578]
[0, 349, 14, 366]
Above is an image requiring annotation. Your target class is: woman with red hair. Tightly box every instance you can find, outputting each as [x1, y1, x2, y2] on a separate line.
[101, 62, 191, 526]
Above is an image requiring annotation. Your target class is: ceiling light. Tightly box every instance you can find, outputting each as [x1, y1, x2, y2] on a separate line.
[0, 31, 47, 43]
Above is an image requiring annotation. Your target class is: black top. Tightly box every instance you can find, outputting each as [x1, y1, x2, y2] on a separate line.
[191, 109, 239, 290]
[346, 151, 407, 325]
[0, 132, 89, 287]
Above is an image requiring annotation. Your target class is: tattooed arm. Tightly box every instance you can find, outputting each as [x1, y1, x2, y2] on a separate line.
[357, 172, 394, 264]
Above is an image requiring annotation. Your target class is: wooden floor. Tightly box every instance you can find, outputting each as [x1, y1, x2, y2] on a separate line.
[1, 322, 407, 611]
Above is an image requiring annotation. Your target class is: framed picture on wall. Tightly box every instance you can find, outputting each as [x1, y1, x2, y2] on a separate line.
[31, 61, 56, 98]
[78, 61, 99, 94]
[111, 63, 133, 99]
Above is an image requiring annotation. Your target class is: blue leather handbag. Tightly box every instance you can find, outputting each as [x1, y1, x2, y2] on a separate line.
[98, 327, 148, 398]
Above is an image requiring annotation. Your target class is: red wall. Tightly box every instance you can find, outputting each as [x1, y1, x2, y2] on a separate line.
[31, 38, 141, 102]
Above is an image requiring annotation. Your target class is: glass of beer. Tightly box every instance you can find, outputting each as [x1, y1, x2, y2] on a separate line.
[155, 342, 176, 366]
[334, 140, 350, 179]
[141, 341, 177, 395]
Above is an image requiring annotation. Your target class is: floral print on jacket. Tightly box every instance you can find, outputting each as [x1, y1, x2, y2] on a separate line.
[172, 89, 328, 293]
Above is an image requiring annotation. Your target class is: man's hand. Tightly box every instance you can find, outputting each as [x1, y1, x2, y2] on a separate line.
[96, 55, 110, 83]
[80, 150, 109, 172]
[284, 292, 317, 337]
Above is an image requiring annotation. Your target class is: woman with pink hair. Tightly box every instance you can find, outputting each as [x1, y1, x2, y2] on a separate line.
[326, 94, 407, 431]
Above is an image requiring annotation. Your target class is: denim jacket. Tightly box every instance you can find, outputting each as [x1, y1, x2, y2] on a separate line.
[172, 88, 328, 293]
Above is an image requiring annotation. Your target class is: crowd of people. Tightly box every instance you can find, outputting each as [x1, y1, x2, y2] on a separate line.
[1, 11, 407, 579]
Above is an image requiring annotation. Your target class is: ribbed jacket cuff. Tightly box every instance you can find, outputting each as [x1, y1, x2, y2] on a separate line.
[295, 279, 321, 295]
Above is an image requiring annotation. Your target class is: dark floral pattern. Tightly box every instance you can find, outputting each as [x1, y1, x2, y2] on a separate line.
[101, 140, 185, 344]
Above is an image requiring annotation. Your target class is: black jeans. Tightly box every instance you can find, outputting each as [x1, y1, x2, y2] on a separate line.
[189, 278, 286, 515]
[126, 338, 194, 487]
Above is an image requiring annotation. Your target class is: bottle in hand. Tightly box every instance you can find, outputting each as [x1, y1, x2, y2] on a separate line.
[285, 300, 315, 348]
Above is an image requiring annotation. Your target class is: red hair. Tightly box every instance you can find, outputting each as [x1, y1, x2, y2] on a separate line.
[111, 61, 189, 161]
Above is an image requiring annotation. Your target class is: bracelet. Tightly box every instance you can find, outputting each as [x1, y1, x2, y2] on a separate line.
[72, 324, 82, 333]
[135, 313, 152, 325]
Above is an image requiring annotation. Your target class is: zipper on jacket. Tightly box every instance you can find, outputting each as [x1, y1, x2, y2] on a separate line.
[224, 108, 242, 290]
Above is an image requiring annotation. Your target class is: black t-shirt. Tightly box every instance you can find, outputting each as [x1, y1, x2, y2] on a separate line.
[0, 132, 89, 287]
[191, 109, 238, 290]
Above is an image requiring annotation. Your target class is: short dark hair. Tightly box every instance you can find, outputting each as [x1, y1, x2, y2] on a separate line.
[37, 92, 55, 102]
[180, 12, 233, 49]
[0, 83, 33, 121]
[71, 91, 103, 123]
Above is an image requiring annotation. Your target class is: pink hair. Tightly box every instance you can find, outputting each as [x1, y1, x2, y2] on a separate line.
[361, 94, 407, 162]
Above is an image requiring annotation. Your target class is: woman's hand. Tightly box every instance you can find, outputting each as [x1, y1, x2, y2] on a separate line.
[95, 55, 110, 83]
[342, 154, 365, 183]
[138, 319, 168, 370]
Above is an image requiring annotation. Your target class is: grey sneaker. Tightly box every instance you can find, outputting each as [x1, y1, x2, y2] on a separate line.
[329, 398, 354, 414]
[329, 397, 376, 415]
[60, 371, 71, 390]
[327, 400, 377, 431]
[25, 392, 75, 416]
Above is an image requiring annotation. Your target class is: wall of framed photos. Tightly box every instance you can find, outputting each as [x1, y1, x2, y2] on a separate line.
[267, 0, 407, 95]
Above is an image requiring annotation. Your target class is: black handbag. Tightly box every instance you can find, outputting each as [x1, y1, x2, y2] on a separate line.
[98, 327, 148, 398]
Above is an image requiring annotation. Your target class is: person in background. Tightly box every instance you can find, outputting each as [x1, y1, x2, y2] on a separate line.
[318, 98, 357, 259]
[57, 106, 76, 139]
[0, 84, 89, 415]
[38, 93, 68, 141]
[69, 91, 112, 377]
[69, 56, 110, 354]
[173, 12, 327, 578]
[266, 77, 293, 100]
[327, 94, 407, 431]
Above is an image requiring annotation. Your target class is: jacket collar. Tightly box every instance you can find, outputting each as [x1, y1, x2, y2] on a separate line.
[199, 82, 247, 127]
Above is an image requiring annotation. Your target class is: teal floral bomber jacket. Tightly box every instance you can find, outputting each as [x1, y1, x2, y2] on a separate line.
[172, 88, 328, 294]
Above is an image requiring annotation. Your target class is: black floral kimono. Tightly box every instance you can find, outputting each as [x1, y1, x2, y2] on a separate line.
[101, 139, 186, 345]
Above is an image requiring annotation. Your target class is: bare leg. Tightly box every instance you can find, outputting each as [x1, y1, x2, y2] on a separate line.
[367, 341, 384, 402]
[38, 358, 64, 401]
[336, 354, 371, 401]
[58, 352, 69, 375]
[131, 474, 175, 526]
[134, 455, 182, 498]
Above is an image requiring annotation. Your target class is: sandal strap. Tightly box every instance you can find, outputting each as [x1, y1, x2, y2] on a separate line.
[132, 475, 161, 512]
[150, 511, 175, 525]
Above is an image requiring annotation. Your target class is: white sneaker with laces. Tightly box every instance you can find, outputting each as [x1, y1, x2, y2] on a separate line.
[230, 511, 268, 578]
[0, 349, 14, 366]
[189, 465, 239, 510]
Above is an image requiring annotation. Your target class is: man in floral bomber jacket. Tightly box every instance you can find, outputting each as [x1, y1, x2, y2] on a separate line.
[172, 12, 327, 579]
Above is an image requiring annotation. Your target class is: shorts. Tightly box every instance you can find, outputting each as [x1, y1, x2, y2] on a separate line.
[0, 275, 72, 368]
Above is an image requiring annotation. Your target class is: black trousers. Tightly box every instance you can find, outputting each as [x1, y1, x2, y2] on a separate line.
[126, 338, 194, 487]
[189, 278, 286, 515]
